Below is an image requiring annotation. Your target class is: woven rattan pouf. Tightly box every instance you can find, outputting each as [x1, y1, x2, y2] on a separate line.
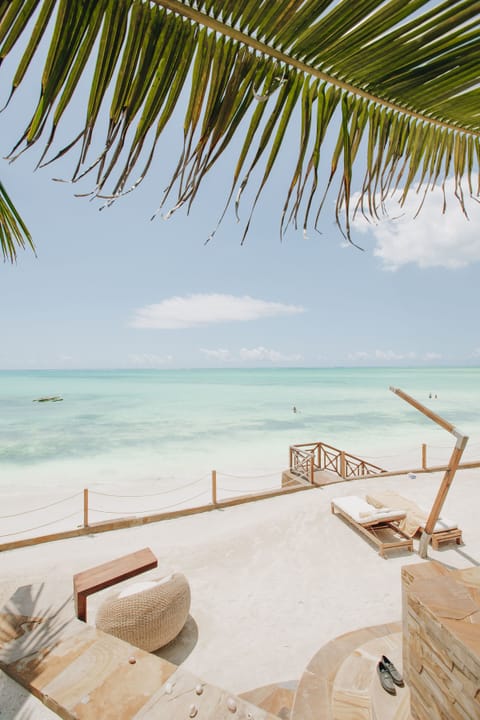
[95, 572, 190, 651]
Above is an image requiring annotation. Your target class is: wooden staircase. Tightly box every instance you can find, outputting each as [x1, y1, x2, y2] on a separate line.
[286, 441, 386, 486]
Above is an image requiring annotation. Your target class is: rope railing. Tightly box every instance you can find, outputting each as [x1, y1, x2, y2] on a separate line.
[90, 474, 209, 498]
[4, 437, 478, 550]
[89, 488, 209, 515]
[0, 491, 83, 519]
[215, 469, 283, 480]
[0, 463, 316, 550]
[218, 483, 278, 495]
[0, 510, 80, 538]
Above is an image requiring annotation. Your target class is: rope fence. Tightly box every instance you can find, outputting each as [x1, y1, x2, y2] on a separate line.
[89, 488, 209, 515]
[91, 474, 209, 498]
[0, 467, 303, 548]
[0, 491, 83, 519]
[2, 438, 480, 550]
[0, 510, 80, 538]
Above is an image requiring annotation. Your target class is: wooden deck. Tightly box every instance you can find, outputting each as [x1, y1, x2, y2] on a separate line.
[282, 468, 345, 487]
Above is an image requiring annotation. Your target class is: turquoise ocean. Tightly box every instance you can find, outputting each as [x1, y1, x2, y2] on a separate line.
[1, 367, 480, 539]
[2, 368, 479, 497]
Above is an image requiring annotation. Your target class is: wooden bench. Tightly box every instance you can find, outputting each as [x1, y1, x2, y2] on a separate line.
[73, 547, 158, 621]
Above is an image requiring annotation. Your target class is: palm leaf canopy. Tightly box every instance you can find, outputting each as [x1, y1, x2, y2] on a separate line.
[1, 0, 479, 259]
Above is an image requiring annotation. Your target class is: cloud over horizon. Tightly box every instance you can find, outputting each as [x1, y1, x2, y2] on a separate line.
[128, 353, 174, 368]
[348, 349, 442, 362]
[200, 346, 303, 364]
[352, 178, 480, 270]
[131, 294, 305, 329]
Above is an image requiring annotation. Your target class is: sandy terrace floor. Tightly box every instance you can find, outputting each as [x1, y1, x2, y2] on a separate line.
[1, 469, 479, 719]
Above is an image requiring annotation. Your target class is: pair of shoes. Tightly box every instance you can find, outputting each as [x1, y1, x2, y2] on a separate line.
[377, 655, 404, 695]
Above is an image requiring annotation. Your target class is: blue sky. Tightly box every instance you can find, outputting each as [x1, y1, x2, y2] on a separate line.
[1, 19, 480, 370]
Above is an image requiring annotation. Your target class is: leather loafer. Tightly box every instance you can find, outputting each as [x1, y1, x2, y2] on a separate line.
[382, 655, 404, 687]
[377, 661, 396, 695]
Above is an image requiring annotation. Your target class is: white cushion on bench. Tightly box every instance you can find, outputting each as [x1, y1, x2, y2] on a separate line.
[332, 496, 406, 525]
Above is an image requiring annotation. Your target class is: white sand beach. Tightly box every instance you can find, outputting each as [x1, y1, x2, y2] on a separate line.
[1, 465, 479, 718]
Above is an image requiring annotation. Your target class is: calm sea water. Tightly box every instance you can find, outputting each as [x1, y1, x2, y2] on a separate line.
[1, 368, 479, 498]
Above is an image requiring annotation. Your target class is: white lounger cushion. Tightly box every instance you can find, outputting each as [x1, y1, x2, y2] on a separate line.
[332, 496, 405, 525]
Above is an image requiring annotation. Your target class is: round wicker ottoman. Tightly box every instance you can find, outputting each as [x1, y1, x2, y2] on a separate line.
[95, 572, 190, 651]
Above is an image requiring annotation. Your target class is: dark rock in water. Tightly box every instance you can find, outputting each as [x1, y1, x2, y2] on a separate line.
[33, 396, 63, 403]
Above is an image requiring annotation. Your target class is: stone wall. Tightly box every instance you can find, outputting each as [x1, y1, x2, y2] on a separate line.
[402, 561, 480, 720]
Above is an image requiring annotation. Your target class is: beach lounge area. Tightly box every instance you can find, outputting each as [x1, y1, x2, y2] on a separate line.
[2, 466, 479, 719]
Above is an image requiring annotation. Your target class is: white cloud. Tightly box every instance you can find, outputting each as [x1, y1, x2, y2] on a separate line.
[348, 351, 370, 361]
[200, 346, 303, 364]
[374, 349, 416, 361]
[348, 349, 416, 362]
[352, 178, 480, 270]
[471, 349, 480, 358]
[128, 353, 173, 368]
[239, 346, 303, 362]
[131, 294, 305, 329]
[348, 349, 443, 363]
[200, 348, 233, 361]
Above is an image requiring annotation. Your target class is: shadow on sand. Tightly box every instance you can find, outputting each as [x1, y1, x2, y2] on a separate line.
[153, 614, 199, 665]
[0, 583, 72, 719]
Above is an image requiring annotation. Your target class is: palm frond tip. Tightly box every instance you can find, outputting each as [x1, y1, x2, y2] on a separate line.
[0, 0, 479, 258]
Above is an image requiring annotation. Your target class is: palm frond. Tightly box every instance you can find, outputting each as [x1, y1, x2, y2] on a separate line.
[1, 0, 479, 259]
[0, 181, 34, 262]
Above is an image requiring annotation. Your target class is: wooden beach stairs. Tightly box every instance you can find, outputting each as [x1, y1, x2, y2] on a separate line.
[283, 441, 387, 487]
[2, 562, 480, 719]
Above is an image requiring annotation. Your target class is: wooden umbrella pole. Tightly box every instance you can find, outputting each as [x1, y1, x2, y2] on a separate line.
[419, 434, 468, 558]
[390, 387, 468, 559]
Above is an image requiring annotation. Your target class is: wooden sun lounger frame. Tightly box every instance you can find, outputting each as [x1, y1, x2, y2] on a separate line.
[429, 527, 463, 550]
[331, 501, 414, 558]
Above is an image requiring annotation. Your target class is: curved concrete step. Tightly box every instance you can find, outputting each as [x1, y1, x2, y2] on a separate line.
[332, 632, 410, 720]
[240, 680, 298, 719]
[290, 622, 406, 720]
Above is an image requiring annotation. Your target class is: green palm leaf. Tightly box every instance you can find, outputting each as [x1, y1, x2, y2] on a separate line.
[1, 0, 479, 260]
[0, 182, 34, 262]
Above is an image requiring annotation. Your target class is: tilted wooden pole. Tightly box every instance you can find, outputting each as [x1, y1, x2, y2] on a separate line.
[389, 387, 468, 559]
[419, 435, 468, 557]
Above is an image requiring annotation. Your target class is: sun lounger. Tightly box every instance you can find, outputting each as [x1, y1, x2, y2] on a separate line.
[366, 490, 462, 549]
[331, 496, 414, 557]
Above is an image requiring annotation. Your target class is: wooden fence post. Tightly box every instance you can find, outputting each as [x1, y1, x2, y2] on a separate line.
[340, 451, 346, 479]
[83, 489, 89, 528]
[289, 446, 293, 470]
[211, 470, 217, 505]
[422, 443, 427, 470]
[310, 456, 314, 485]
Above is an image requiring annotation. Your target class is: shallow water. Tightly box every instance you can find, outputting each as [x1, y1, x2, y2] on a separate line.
[1, 367, 479, 496]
